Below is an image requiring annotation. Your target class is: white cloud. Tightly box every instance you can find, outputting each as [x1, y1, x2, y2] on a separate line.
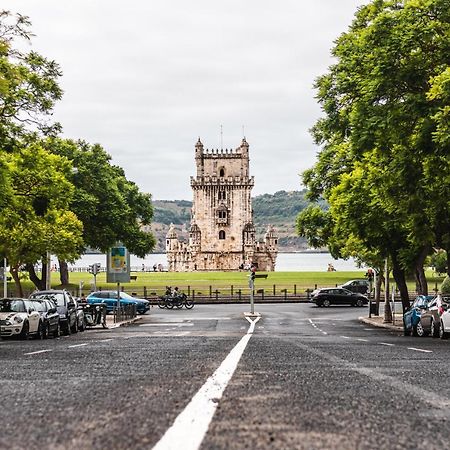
[3, 0, 367, 199]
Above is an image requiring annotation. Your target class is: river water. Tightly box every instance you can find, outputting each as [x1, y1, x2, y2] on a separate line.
[64, 252, 365, 272]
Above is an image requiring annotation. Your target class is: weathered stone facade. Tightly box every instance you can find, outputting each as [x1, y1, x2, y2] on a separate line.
[166, 138, 278, 271]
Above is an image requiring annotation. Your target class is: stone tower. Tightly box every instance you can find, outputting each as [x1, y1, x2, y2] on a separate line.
[166, 138, 277, 271]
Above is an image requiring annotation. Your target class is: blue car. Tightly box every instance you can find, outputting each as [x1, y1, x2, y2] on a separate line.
[403, 295, 434, 336]
[86, 291, 150, 314]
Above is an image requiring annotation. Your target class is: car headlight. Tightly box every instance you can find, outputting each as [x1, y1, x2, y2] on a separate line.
[13, 316, 23, 324]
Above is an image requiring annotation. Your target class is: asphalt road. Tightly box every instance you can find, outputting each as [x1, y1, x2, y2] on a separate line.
[1, 303, 450, 450]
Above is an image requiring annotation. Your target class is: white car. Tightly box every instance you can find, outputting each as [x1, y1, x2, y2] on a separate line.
[0, 298, 42, 339]
[438, 295, 450, 339]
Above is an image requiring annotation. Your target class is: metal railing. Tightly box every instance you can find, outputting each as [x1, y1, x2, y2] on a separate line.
[113, 304, 137, 323]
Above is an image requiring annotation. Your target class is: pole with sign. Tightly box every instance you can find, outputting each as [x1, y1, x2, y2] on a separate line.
[107, 243, 130, 311]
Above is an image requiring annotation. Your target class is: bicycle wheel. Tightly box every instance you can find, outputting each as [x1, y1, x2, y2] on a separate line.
[158, 297, 166, 309]
[184, 300, 194, 309]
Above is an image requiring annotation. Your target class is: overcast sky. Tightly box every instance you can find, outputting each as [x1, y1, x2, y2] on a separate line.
[4, 0, 367, 200]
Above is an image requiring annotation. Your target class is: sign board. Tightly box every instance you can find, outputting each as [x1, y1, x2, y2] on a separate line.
[106, 244, 130, 283]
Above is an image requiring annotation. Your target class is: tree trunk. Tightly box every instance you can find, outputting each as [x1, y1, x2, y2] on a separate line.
[59, 259, 69, 285]
[391, 254, 410, 313]
[447, 247, 450, 277]
[414, 246, 429, 295]
[10, 264, 23, 297]
[26, 263, 46, 291]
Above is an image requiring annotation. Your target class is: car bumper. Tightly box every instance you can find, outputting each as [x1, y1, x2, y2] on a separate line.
[0, 324, 24, 337]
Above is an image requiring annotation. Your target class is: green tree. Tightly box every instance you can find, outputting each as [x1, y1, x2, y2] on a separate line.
[298, 0, 450, 311]
[0, 144, 83, 295]
[0, 11, 62, 148]
[44, 138, 155, 284]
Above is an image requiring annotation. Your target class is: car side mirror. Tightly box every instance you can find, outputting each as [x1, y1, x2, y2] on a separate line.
[49, 307, 57, 314]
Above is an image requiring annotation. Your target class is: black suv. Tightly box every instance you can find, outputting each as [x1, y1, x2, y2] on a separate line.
[339, 279, 370, 295]
[30, 290, 78, 335]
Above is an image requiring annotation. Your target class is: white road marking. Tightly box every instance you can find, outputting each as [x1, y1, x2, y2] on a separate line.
[408, 347, 433, 353]
[379, 342, 395, 346]
[68, 343, 89, 348]
[340, 336, 350, 339]
[356, 338, 369, 342]
[98, 339, 113, 343]
[140, 323, 194, 327]
[152, 317, 260, 450]
[322, 331, 328, 335]
[24, 349, 52, 356]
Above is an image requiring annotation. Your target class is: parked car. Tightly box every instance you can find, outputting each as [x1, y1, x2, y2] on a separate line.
[311, 288, 368, 307]
[74, 298, 86, 332]
[32, 298, 61, 338]
[29, 290, 78, 335]
[338, 279, 370, 295]
[403, 295, 434, 336]
[417, 296, 440, 337]
[438, 295, 450, 339]
[0, 298, 43, 339]
[87, 291, 150, 314]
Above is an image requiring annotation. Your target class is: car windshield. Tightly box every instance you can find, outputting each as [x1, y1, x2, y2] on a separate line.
[31, 293, 66, 306]
[33, 301, 46, 312]
[0, 299, 26, 313]
[120, 292, 135, 300]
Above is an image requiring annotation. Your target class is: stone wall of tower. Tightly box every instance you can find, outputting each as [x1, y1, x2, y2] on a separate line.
[166, 138, 277, 272]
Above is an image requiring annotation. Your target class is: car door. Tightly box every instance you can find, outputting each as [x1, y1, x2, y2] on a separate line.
[45, 300, 59, 330]
[24, 300, 40, 333]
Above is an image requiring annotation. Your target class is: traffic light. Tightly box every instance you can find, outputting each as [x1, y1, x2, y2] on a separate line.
[250, 267, 256, 281]
[88, 263, 101, 275]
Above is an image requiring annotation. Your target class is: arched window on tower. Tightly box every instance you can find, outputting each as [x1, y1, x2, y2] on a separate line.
[219, 230, 226, 240]
[218, 190, 226, 200]
[219, 168, 225, 177]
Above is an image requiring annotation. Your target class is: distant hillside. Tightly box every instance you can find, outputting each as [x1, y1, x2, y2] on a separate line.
[151, 191, 314, 252]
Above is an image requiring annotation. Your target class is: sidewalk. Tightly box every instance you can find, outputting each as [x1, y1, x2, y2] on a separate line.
[104, 314, 142, 329]
[359, 314, 403, 333]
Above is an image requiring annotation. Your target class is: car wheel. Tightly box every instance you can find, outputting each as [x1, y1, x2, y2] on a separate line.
[65, 321, 71, 336]
[356, 299, 364, 307]
[20, 321, 29, 340]
[440, 321, 448, 339]
[430, 319, 439, 338]
[53, 321, 61, 338]
[416, 321, 427, 337]
[412, 324, 419, 337]
[35, 321, 44, 340]
[403, 320, 411, 336]
[43, 322, 49, 340]
[323, 299, 331, 307]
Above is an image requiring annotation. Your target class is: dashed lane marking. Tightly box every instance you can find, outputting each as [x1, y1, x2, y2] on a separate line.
[340, 336, 350, 339]
[356, 338, 369, 342]
[98, 339, 113, 343]
[24, 349, 52, 356]
[408, 347, 433, 353]
[140, 323, 194, 327]
[379, 342, 395, 346]
[68, 343, 89, 348]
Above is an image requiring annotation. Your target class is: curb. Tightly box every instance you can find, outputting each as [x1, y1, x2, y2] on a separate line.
[359, 316, 403, 332]
[106, 316, 142, 329]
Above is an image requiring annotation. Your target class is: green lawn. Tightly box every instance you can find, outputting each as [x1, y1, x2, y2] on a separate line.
[7, 269, 445, 297]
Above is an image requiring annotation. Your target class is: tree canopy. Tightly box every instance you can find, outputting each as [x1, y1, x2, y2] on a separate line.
[297, 0, 450, 309]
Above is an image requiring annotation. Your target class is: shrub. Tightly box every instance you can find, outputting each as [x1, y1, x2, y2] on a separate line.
[441, 276, 450, 294]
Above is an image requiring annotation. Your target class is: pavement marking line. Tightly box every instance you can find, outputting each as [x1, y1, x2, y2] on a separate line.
[98, 339, 113, 343]
[152, 317, 260, 450]
[356, 338, 369, 342]
[408, 347, 433, 353]
[379, 342, 395, 346]
[321, 331, 328, 335]
[24, 349, 52, 356]
[340, 336, 350, 339]
[140, 323, 194, 327]
[68, 343, 89, 348]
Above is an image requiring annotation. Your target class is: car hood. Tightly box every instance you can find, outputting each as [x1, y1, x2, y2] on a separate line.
[0, 312, 25, 321]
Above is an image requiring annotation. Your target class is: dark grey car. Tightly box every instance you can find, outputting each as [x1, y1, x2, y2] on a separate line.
[339, 279, 370, 294]
[32, 299, 61, 338]
[418, 296, 440, 337]
[311, 287, 369, 307]
[30, 290, 77, 335]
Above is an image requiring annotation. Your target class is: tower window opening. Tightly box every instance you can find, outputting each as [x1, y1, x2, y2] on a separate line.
[219, 230, 226, 240]
[219, 168, 225, 177]
[218, 210, 227, 219]
[218, 190, 226, 200]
